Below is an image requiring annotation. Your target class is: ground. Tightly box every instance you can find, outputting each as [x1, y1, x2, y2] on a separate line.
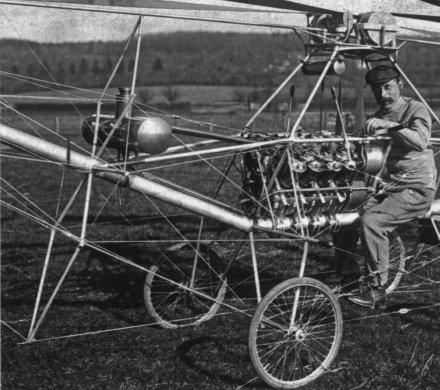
[1, 109, 440, 389]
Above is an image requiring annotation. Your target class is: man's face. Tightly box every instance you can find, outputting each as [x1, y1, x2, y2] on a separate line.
[371, 78, 402, 109]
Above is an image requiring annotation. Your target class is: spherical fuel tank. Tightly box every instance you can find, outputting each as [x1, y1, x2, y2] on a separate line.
[136, 117, 172, 155]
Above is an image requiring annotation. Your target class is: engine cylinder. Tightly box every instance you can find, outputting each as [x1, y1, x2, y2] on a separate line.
[115, 87, 132, 118]
[240, 130, 387, 231]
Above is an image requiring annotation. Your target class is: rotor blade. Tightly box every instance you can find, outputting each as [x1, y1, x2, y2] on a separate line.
[420, 0, 440, 7]
[394, 12, 440, 23]
[400, 26, 440, 40]
[0, 0, 314, 31]
[235, 0, 440, 24]
[398, 38, 440, 45]
[223, 0, 341, 15]
[20, 0, 271, 12]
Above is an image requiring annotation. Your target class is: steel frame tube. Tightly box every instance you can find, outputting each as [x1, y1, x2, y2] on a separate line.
[27, 178, 86, 341]
[3, 124, 440, 234]
[244, 59, 308, 129]
[249, 232, 262, 303]
[0, 123, 106, 171]
[27, 246, 82, 341]
[172, 126, 254, 144]
[290, 47, 340, 137]
[99, 170, 253, 231]
[0, 124, 253, 232]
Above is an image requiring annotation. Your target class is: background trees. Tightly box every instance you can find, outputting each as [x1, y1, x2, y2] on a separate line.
[1, 32, 438, 104]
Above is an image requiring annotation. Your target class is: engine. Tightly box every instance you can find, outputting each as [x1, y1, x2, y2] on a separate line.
[82, 87, 172, 157]
[240, 129, 386, 231]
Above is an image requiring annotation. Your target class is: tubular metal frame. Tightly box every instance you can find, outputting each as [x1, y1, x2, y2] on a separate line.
[2, 43, 440, 342]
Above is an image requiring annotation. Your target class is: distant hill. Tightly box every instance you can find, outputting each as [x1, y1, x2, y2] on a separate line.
[1, 32, 439, 108]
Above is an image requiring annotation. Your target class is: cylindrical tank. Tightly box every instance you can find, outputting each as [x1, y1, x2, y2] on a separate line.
[358, 12, 397, 46]
[82, 116, 172, 155]
[81, 116, 136, 151]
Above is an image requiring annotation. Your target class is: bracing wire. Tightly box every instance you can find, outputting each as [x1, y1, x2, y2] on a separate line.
[1, 3, 439, 352]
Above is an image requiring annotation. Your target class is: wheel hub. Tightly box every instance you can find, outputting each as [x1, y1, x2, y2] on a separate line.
[295, 329, 306, 342]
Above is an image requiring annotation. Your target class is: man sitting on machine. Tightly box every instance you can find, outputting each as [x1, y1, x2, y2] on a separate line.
[347, 64, 437, 308]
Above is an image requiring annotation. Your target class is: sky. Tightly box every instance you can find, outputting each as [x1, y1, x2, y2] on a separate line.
[0, 1, 300, 42]
[0, 0, 438, 43]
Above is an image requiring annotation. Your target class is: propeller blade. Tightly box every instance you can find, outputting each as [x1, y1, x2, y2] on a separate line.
[398, 38, 440, 46]
[233, 0, 440, 24]
[393, 12, 440, 23]
[0, 0, 315, 30]
[420, 0, 440, 7]
[223, 0, 341, 15]
[20, 0, 267, 12]
[400, 26, 440, 40]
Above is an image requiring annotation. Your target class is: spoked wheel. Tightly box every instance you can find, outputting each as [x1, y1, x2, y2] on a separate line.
[384, 230, 406, 294]
[350, 230, 406, 294]
[144, 242, 227, 329]
[249, 277, 343, 389]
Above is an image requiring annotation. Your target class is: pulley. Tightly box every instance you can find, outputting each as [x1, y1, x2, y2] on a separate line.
[357, 11, 398, 46]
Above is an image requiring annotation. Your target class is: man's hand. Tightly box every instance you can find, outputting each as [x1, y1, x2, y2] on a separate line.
[364, 118, 400, 136]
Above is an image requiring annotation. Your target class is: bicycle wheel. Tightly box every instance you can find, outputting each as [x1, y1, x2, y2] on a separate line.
[348, 230, 405, 294]
[249, 277, 343, 389]
[144, 242, 227, 329]
[384, 230, 406, 294]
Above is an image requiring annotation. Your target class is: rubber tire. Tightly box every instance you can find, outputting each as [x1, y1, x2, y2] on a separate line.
[144, 244, 227, 329]
[249, 277, 343, 389]
[384, 230, 406, 294]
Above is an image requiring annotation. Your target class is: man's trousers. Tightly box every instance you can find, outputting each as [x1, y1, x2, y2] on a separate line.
[360, 187, 435, 286]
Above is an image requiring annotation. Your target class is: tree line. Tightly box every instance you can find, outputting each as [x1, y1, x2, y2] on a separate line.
[1, 32, 439, 102]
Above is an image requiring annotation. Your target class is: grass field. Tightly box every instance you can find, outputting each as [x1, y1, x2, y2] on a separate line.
[1, 109, 440, 390]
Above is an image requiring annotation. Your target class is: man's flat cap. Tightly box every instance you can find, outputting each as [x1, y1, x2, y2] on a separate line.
[365, 65, 400, 85]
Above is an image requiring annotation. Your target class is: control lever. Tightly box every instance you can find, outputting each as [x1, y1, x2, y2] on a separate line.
[331, 86, 355, 169]
[286, 85, 295, 133]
